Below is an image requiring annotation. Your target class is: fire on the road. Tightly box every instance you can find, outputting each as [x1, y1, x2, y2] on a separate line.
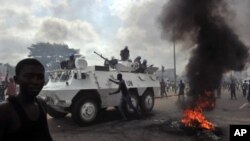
[181, 91, 215, 130]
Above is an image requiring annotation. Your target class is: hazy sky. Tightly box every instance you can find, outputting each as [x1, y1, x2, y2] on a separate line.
[0, 0, 249, 75]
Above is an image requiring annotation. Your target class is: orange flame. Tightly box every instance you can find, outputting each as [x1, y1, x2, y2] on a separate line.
[181, 91, 215, 130]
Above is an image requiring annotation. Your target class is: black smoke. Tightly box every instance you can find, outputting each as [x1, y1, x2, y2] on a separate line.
[159, 0, 248, 100]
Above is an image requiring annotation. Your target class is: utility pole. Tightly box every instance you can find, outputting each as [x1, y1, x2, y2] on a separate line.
[173, 27, 177, 94]
[161, 65, 165, 81]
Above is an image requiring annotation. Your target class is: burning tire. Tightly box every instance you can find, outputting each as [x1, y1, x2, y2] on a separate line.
[47, 105, 68, 118]
[140, 90, 154, 114]
[71, 97, 99, 126]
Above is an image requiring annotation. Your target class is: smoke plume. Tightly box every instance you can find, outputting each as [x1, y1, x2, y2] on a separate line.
[159, 0, 249, 101]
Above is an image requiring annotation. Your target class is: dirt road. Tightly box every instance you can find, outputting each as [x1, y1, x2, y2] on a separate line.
[48, 90, 250, 141]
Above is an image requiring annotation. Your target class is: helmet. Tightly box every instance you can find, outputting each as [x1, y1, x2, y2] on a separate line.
[69, 54, 74, 60]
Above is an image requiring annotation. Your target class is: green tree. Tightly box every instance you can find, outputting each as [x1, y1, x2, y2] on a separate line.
[28, 42, 79, 70]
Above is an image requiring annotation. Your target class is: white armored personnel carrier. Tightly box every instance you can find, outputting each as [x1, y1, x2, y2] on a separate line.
[39, 52, 160, 126]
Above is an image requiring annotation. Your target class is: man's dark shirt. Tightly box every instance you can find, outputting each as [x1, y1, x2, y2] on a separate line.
[179, 83, 185, 95]
[119, 80, 129, 97]
[242, 82, 247, 90]
[230, 83, 236, 92]
[2, 97, 53, 141]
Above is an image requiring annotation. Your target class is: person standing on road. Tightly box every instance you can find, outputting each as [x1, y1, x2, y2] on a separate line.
[241, 80, 247, 98]
[0, 58, 53, 141]
[247, 80, 250, 102]
[160, 79, 167, 98]
[178, 80, 185, 99]
[109, 73, 140, 121]
[230, 80, 237, 100]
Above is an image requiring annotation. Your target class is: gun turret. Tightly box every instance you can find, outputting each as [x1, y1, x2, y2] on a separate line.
[94, 51, 118, 68]
[94, 51, 109, 61]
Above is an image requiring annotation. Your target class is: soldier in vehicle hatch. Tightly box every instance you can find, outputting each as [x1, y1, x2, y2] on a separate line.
[134, 56, 141, 65]
[136, 59, 147, 73]
[120, 46, 130, 61]
[109, 73, 140, 121]
[67, 54, 76, 69]
[133, 56, 141, 72]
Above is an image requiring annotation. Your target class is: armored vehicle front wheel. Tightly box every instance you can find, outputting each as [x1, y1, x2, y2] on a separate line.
[47, 105, 68, 118]
[125, 93, 139, 115]
[71, 97, 99, 126]
[140, 90, 154, 114]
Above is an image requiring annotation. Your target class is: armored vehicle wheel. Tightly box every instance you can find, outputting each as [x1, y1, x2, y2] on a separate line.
[125, 93, 139, 115]
[140, 90, 154, 114]
[47, 105, 68, 118]
[71, 97, 99, 126]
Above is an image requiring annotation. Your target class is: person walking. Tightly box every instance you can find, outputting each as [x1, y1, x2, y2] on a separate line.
[160, 79, 167, 98]
[242, 80, 247, 98]
[109, 73, 140, 121]
[0, 58, 53, 141]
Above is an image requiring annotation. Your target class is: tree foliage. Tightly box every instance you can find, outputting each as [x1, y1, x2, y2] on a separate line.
[28, 42, 79, 70]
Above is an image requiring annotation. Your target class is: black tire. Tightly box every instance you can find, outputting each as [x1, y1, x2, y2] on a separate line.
[125, 92, 139, 115]
[71, 97, 99, 126]
[140, 90, 154, 114]
[47, 105, 68, 118]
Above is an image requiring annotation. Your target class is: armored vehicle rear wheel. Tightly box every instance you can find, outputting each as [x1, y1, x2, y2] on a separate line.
[71, 97, 99, 126]
[125, 93, 139, 115]
[140, 90, 154, 114]
[47, 105, 68, 118]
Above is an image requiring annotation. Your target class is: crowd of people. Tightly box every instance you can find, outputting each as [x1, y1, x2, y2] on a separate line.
[159, 78, 250, 103]
[159, 79, 187, 98]
[223, 80, 250, 101]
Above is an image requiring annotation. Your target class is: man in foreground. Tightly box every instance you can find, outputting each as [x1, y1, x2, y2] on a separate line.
[0, 58, 53, 141]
